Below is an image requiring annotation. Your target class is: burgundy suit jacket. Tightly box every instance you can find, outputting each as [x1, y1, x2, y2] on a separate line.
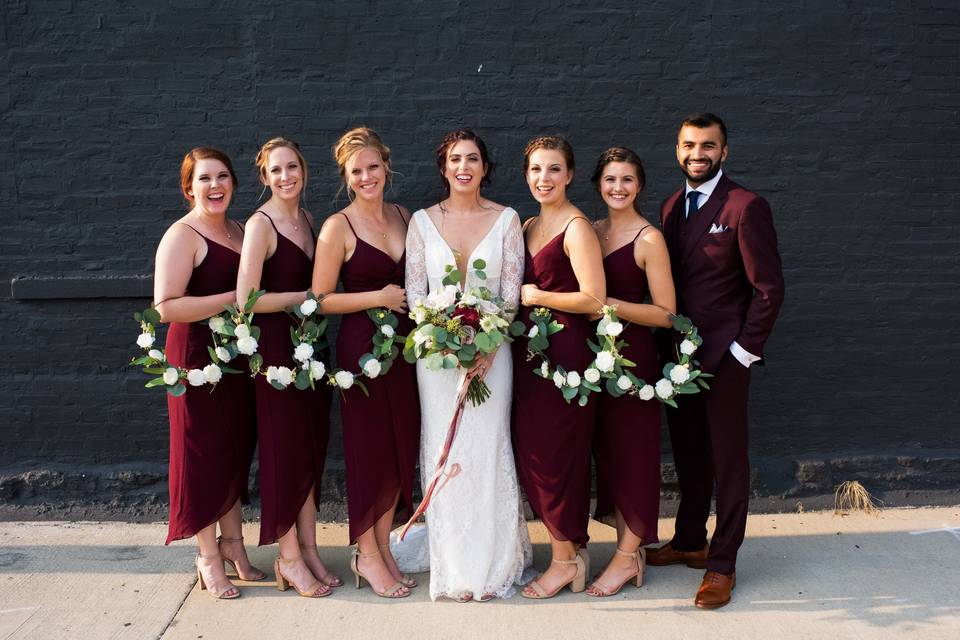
[660, 174, 785, 374]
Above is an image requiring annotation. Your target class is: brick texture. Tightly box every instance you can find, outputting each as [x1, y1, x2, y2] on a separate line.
[2, 1, 959, 509]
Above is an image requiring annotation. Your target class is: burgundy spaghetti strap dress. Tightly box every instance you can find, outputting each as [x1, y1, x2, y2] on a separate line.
[165, 225, 257, 544]
[252, 212, 332, 545]
[336, 211, 420, 544]
[512, 223, 596, 548]
[593, 231, 661, 544]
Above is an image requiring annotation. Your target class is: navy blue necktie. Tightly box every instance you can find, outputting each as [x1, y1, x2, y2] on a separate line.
[686, 191, 701, 218]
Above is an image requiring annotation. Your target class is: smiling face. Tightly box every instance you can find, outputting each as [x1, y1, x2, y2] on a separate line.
[676, 123, 728, 186]
[263, 145, 304, 202]
[188, 158, 233, 214]
[599, 161, 642, 213]
[526, 148, 572, 205]
[345, 147, 387, 202]
[443, 140, 486, 196]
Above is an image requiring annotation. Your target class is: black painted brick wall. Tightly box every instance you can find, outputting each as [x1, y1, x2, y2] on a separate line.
[2, 1, 959, 508]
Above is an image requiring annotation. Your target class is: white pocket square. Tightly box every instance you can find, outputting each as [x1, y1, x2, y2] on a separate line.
[709, 223, 730, 233]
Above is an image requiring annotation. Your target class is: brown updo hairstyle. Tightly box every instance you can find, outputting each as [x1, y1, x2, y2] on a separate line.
[435, 128, 495, 198]
[523, 135, 575, 173]
[332, 126, 393, 200]
[590, 147, 646, 193]
[180, 147, 238, 206]
[254, 136, 308, 192]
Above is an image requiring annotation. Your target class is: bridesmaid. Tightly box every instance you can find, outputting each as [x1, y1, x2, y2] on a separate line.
[236, 137, 339, 598]
[311, 127, 418, 599]
[154, 147, 263, 599]
[513, 135, 606, 599]
[586, 147, 676, 597]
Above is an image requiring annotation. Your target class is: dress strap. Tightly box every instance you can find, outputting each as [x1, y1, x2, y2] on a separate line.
[562, 216, 590, 233]
[299, 207, 316, 236]
[632, 224, 652, 243]
[176, 222, 207, 240]
[338, 212, 358, 239]
[392, 203, 408, 228]
[254, 210, 279, 233]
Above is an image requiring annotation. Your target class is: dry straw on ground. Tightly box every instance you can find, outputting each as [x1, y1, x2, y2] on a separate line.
[834, 480, 882, 515]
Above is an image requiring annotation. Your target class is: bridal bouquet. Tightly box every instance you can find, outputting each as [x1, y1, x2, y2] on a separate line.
[403, 259, 523, 406]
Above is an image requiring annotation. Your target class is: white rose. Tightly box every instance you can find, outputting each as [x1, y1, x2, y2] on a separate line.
[380, 324, 395, 338]
[300, 298, 318, 316]
[215, 346, 232, 362]
[584, 368, 601, 383]
[276, 366, 294, 387]
[208, 316, 226, 333]
[540, 361, 550, 377]
[595, 351, 615, 373]
[413, 328, 431, 346]
[670, 365, 691, 384]
[136, 332, 154, 349]
[440, 284, 459, 307]
[605, 322, 623, 337]
[680, 339, 696, 355]
[334, 370, 355, 389]
[552, 371, 565, 388]
[294, 343, 314, 362]
[460, 292, 478, 306]
[637, 384, 655, 401]
[363, 358, 382, 378]
[162, 367, 179, 385]
[309, 359, 326, 381]
[187, 368, 206, 386]
[203, 363, 222, 384]
[236, 336, 258, 356]
[655, 378, 674, 399]
[148, 349, 164, 361]
[567, 371, 581, 387]
[616, 375, 632, 391]
[528, 325, 539, 338]
[265, 366, 279, 384]
[478, 299, 500, 315]
[234, 324, 251, 340]
[412, 305, 428, 324]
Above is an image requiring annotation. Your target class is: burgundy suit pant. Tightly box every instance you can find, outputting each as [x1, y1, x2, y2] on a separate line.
[665, 352, 751, 575]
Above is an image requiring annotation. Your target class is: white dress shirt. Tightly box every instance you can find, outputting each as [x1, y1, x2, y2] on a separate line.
[684, 169, 759, 368]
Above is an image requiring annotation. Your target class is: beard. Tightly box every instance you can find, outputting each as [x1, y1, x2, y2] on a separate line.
[681, 159, 722, 185]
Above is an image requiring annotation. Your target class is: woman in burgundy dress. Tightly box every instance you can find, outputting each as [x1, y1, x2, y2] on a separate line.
[586, 147, 676, 597]
[513, 136, 606, 599]
[154, 147, 263, 599]
[236, 137, 338, 598]
[311, 127, 419, 599]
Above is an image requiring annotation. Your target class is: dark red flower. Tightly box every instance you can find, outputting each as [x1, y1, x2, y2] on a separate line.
[452, 306, 481, 329]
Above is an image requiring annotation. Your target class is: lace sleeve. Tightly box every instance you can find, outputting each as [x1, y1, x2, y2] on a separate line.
[405, 213, 429, 305]
[500, 209, 524, 320]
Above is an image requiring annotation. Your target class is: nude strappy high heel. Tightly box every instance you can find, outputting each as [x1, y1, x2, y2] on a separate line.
[274, 556, 331, 598]
[378, 542, 417, 588]
[217, 536, 266, 581]
[585, 546, 646, 597]
[521, 552, 587, 599]
[196, 553, 240, 599]
[299, 543, 343, 587]
[350, 550, 409, 599]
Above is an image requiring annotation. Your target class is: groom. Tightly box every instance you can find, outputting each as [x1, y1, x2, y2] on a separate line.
[650, 113, 785, 609]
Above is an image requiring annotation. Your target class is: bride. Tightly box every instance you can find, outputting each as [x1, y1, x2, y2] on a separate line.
[401, 128, 532, 601]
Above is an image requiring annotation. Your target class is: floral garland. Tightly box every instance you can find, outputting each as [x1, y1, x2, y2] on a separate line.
[256, 292, 405, 397]
[525, 305, 711, 407]
[130, 290, 264, 396]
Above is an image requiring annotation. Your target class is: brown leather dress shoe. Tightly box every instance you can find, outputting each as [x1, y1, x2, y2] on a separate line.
[645, 542, 709, 568]
[695, 571, 736, 609]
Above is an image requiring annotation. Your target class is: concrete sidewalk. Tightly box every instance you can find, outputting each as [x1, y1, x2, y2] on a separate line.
[1, 507, 958, 640]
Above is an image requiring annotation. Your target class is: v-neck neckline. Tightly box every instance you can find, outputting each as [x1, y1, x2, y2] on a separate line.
[419, 207, 508, 269]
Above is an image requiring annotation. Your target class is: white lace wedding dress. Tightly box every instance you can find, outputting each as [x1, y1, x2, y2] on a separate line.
[394, 206, 532, 601]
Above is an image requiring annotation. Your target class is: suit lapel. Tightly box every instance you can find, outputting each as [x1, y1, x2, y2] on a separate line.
[681, 175, 731, 265]
[662, 189, 684, 264]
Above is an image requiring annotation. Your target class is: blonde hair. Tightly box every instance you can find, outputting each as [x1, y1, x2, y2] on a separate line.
[254, 136, 308, 193]
[332, 127, 393, 200]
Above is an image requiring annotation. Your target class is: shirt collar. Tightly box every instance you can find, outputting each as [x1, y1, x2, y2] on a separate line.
[685, 168, 724, 201]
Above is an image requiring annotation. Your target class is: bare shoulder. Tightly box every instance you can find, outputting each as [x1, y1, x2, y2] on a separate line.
[319, 211, 349, 235]
[244, 210, 275, 238]
[637, 224, 666, 247]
